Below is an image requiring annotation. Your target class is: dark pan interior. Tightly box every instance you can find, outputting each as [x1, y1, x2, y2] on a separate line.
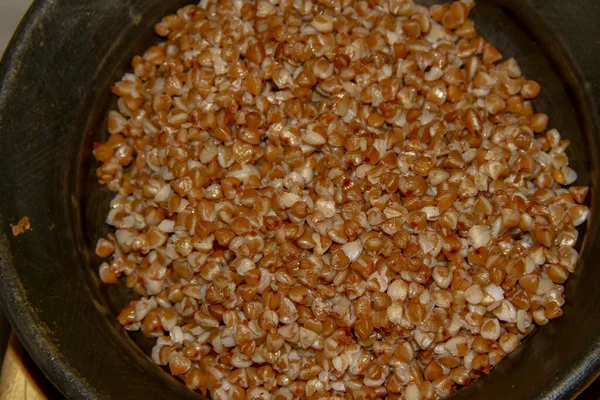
[0, 0, 599, 399]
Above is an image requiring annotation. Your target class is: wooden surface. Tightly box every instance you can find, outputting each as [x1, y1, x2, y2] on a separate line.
[0, 335, 59, 400]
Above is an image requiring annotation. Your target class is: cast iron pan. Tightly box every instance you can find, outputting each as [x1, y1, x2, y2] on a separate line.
[0, 0, 599, 399]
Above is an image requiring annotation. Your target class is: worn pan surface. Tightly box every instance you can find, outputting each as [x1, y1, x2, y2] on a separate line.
[0, 0, 599, 399]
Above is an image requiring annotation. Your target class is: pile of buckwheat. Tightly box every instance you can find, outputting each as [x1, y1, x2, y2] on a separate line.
[93, 0, 590, 398]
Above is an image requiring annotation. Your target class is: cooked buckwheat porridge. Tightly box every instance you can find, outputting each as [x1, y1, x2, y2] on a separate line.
[93, 0, 590, 398]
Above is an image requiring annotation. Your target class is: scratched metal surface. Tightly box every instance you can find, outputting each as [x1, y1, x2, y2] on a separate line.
[0, 1, 599, 399]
